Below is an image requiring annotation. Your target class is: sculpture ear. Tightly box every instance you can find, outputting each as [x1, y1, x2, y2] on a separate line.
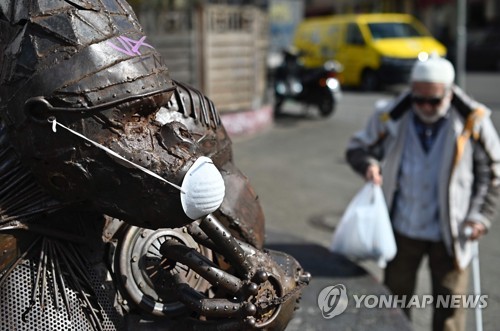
[24, 97, 52, 123]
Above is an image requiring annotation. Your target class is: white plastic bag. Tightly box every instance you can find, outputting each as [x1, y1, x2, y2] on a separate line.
[329, 183, 397, 268]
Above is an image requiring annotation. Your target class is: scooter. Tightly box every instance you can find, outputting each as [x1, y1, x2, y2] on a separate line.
[273, 50, 342, 117]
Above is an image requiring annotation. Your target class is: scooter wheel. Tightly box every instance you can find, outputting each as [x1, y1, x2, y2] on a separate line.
[274, 97, 284, 117]
[318, 94, 335, 117]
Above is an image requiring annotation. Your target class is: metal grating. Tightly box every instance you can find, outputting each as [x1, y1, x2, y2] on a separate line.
[0, 259, 121, 331]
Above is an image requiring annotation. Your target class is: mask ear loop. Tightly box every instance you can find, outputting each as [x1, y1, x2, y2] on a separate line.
[47, 116, 185, 193]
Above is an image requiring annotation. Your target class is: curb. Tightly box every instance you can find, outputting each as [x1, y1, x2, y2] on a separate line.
[220, 104, 274, 139]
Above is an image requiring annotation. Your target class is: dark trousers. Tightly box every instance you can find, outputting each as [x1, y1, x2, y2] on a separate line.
[384, 232, 469, 331]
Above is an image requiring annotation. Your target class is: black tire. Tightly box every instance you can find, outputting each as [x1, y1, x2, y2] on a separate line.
[317, 92, 335, 117]
[360, 69, 379, 91]
[274, 96, 284, 116]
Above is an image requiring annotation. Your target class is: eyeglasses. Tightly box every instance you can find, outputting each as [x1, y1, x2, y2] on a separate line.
[411, 95, 444, 106]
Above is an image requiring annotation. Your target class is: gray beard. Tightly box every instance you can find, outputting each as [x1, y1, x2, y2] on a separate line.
[413, 99, 451, 124]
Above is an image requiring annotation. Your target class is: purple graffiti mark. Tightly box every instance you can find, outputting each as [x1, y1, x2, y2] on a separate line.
[107, 36, 155, 56]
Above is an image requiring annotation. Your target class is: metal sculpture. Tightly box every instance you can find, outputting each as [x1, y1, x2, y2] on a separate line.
[0, 1, 310, 330]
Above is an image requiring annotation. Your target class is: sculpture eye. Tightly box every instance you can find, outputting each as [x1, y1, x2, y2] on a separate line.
[153, 107, 171, 126]
[157, 121, 194, 148]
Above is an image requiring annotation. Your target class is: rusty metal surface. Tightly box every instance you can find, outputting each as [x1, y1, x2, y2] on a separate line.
[0, 234, 17, 272]
[0, 1, 309, 330]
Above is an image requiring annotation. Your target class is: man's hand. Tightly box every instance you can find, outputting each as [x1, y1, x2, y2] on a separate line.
[463, 220, 486, 240]
[365, 164, 383, 185]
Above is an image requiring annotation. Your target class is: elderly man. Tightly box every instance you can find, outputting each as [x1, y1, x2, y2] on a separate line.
[345, 54, 500, 331]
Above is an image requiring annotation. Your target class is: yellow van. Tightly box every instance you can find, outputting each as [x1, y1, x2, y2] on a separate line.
[293, 13, 447, 90]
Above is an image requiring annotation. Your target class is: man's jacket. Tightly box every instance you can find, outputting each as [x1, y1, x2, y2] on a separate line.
[346, 86, 500, 269]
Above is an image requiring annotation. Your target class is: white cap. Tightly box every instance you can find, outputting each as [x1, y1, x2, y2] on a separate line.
[181, 156, 225, 220]
[410, 53, 455, 86]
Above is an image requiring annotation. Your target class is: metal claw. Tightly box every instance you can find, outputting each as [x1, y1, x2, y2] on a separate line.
[199, 215, 255, 278]
[160, 238, 243, 295]
[167, 273, 254, 319]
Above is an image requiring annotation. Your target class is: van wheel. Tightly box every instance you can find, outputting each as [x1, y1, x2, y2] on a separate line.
[361, 69, 379, 91]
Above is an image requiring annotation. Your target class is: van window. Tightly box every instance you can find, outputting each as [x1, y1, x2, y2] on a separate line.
[310, 29, 321, 44]
[368, 22, 423, 40]
[327, 25, 340, 48]
[346, 23, 364, 45]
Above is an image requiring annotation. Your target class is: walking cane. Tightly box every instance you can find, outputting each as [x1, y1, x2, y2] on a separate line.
[464, 227, 483, 331]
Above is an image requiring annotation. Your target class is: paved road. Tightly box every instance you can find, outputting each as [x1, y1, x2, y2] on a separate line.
[231, 72, 500, 331]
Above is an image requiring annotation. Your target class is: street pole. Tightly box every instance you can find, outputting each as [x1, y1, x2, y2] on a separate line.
[456, 0, 467, 89]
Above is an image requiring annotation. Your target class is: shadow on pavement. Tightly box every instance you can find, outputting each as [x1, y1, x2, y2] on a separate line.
[265, 230, 413, 330]
[307, 211, 340, 232]
[266, 243, 367, 278]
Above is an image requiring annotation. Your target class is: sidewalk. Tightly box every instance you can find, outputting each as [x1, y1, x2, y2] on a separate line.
[220, 103, 274, 139]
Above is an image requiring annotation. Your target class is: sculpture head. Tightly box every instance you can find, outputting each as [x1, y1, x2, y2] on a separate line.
[0, 0, 224, 228]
